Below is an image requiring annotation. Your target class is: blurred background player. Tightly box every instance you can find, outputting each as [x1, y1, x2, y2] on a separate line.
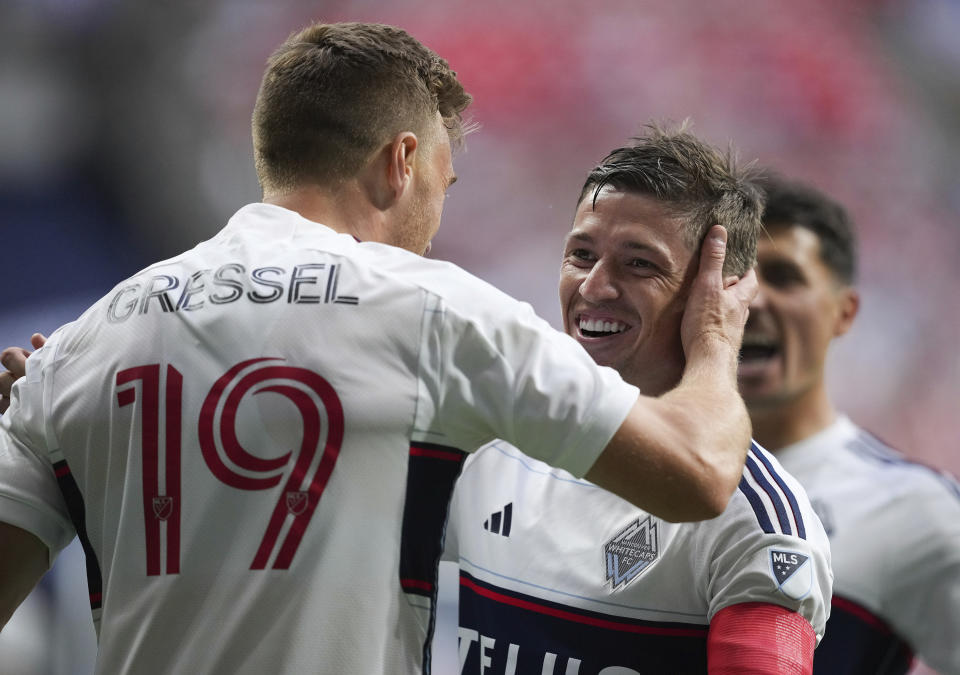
[739, 176, 960, 675]
[445, 127, 832, 674]
[0, 20, 758, 674]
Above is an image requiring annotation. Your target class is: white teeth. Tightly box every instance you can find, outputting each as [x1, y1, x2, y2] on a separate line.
[579, 318, 626, 335]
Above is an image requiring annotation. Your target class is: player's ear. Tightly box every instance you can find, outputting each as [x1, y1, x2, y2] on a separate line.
[362, 132, 418, 210]
[386, 132, 418, 201]
[833, 286, 859, 337]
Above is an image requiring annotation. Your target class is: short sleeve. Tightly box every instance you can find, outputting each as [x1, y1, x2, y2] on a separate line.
[700, 444, 833, 642]
[413, 292, 638, 477]
[0, 344, 76, 564]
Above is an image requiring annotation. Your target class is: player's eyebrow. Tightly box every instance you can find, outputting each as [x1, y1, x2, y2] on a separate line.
[565, 230, 675, 269]
[565, 231, 662, 255]
[565, 231, 593, 246]
[447, 175, 458, 188]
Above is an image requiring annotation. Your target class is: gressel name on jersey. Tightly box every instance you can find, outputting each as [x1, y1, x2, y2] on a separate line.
[0, 203, 644, 674]
[107, 261, 359, 322]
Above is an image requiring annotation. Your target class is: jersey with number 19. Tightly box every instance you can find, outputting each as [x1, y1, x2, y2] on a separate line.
[0, 203, 639, 674]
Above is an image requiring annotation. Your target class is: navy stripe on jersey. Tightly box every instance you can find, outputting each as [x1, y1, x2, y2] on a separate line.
[399, 441, 467, 675]
[738, 476, 776, 534]
[849, 431, 960, 502]
[750, 443, 807, 539]
[459, 570, 709, 673]
[814, 595, 914, 675]
[53, 460, 104, 610]
[744, 454, 793, 535]
[737, 444, 808, 539]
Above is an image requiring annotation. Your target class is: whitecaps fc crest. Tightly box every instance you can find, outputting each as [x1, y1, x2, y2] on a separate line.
[604, 515, 659, 589]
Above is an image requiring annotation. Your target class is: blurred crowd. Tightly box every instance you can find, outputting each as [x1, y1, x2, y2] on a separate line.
[2, 0, 958, 673]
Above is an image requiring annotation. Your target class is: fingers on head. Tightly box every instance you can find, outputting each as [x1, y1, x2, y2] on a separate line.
[700, 226, 727, 273]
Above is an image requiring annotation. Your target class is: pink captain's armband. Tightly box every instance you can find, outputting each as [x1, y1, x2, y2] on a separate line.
[708, 602, 815, 674]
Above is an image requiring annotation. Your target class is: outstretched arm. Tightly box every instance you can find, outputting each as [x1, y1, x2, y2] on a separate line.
[587, 227, 756, 521]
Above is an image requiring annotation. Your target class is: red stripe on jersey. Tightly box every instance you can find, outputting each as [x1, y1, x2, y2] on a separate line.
[409, 446, 464, 462]
[831, 596, 894, 634]
[116, 388, 136, 408]
[55, 465, 70, 478]
[401, 578, 433, 592]
[460, 575, 708, 637]
[708, 603, 815, 674]
[133, 365, 162, 577]
[164, 366, 182, 574]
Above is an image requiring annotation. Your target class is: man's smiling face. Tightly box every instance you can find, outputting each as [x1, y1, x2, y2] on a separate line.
[559, 186, 698, 395]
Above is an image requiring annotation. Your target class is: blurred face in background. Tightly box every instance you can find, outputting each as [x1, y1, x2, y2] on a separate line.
[738, 224, 857, 408]
[559, 187, 696, 395]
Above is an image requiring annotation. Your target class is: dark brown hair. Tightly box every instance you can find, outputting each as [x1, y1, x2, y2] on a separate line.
[578, 122, 764, 277]
[252, 22, 471, 192]
[756, 174, 857, 285]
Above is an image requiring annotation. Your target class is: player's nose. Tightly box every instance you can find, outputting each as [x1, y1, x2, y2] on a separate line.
[579, 260, 619, 302]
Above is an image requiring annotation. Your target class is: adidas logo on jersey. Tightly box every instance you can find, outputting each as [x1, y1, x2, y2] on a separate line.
[483, 503, 513, 537]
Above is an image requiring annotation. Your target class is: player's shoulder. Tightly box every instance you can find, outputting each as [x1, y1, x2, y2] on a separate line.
[839, 422, 960, 506]
[729, 440, 819, 542]
[361, 245, 533, 324]
[682, 441, 831, 634]
[460, 439, 589, 489]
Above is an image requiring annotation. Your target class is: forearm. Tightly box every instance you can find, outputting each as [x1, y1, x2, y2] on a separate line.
[587, 338, 749, 521]
[662, 334, 751, 496]
[0, 521, 49, 631]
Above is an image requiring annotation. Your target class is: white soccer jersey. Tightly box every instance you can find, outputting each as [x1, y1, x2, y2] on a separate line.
[0, 203, 639, 675]
[445, 439, 832, 674]
[774, 415, 960, 675]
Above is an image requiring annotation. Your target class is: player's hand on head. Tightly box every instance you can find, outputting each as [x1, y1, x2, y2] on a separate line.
[681, 226, 757, 361]
[0, 333, 46, 413]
